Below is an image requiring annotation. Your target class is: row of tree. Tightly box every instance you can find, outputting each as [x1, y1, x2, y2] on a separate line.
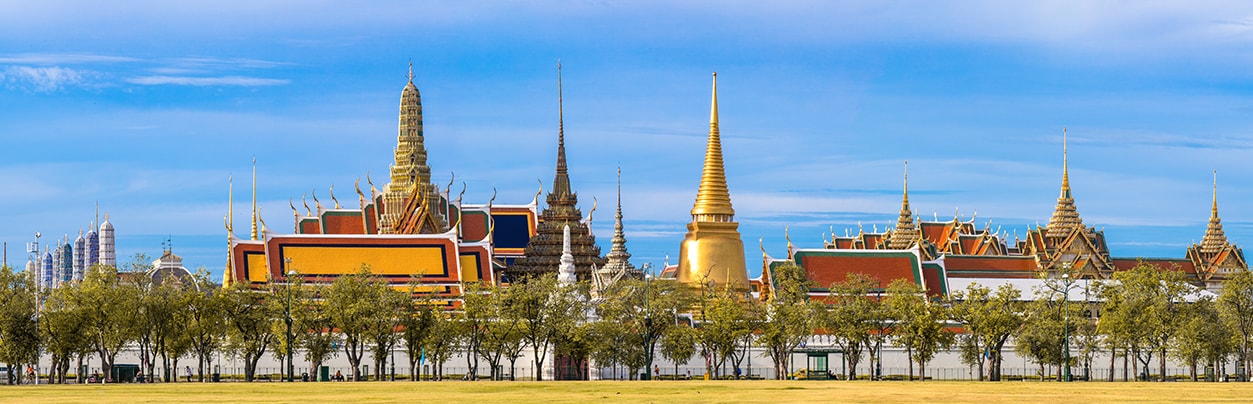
[4, 257, 1253, 384]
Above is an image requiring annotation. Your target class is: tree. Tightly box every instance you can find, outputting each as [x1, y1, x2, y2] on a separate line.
[134, 276, 181, 382]
[79, 262, 140, 383]
[695, 284, 755, 378]
[363, 283, 406, 381]
[285, 276, 338, 381]
[1219, 270, 1253, 381]
[758, 262, 817, 380]
[597, 276, 696, 380]
[423, 308, 461, 381]
[950, 283, 1023, 381]
[0, 265, 40, 384]
[221, 282, 279, 382]
[1099, 262, 1190, 381]
[824, 273, 876, 381]
[660, 322, 697, 378]
[511, 274, 586, 381]
[1174, 296, 1231, 381]
[185, 268, 225, 382]
[887, 279, 952, 381]
[1016, 297, 1066, 380]
[323, 265, 386, 381]
[399, 284, 435, 381]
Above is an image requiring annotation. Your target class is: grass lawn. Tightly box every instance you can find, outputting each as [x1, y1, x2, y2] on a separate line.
[3, 380, 1251, 403]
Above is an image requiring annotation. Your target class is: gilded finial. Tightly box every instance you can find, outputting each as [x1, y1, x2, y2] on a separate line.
[366, 172, 377, 197]
[250, 156, 258, 241]
[312, 189, 323, 211]
[456, 182, 467, 206]
[288, 198, 298, 223]
[759, 237, 767, 258]
[1212, 169, 1219, 217]
[354, 178, 366, 207]
[903, 160, 909, 205]
[301, 194, 311, 216]
[329, 185, 340, 209]
[407, 59, 414, 83]
[785, 226, 793, 260]
[227, 175, 234, 234]
[585, 196, 598, 227]
[445, 172, 455, 197]
[531, 179, 543, 207]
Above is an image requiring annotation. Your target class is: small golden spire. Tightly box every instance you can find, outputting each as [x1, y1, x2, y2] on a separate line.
[407, 59, 414, 83]
[227, 176, 234, 233]
[690, 72, 736, 221]
[1061, 127, 1070, 198]
[250, 157, 258, 241]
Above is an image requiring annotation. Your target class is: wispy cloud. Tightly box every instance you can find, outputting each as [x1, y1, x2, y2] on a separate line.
[125, 75, 290, 86]
[1, 65, 87, 92]
[0, 53, 138, 65]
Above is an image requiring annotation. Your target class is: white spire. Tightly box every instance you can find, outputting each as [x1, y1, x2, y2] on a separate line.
[558, 224, 576, 285]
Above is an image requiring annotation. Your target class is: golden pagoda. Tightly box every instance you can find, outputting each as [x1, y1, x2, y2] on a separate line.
[1186, 171, 1248, 291]
[1045, 129, 1084, 239]
[1020, 128, 1114, 278]
[677, 73, 749, 290]
[886, 161, 920, 249]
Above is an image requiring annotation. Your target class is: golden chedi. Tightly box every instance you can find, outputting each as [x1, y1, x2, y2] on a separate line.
[677, 73, 749, 290]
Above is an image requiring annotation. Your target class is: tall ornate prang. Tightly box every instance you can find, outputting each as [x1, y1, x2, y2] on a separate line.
[380, 62, 446, 234]
[510, 62, 605, 281]
[595, 167, 641, 295]
[677, 72, 749, 290]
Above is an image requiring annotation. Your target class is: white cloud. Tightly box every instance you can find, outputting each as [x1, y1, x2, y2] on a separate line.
[125, 75, 289, 86]
[0, 53, 138, 65]
[1, 65, 86, 92]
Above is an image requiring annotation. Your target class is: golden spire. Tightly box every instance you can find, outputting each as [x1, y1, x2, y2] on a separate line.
[1046, 128, 1084, 238]
[888, 160, 919, 249]
[690, 72, 735, 221]
[677, 72, 748, 291]
[225, 175, 234, 286]
[1200, 170, 1228, 254]
[250, 157, 258, 240]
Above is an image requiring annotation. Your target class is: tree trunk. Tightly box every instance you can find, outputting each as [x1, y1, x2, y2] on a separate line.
[907, 347, 914, 381]
[1159, 347, 1168, 382]
[1108, 349, 1115, 382]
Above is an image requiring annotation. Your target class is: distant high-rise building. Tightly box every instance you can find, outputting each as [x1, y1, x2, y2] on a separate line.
[99, 213, 116, 267]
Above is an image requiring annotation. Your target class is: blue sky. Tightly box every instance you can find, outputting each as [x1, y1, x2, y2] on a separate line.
[3, 1, 1253, 280]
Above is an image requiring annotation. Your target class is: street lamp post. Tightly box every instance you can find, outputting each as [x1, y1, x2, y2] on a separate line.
[1062, 273, 1072, 383]
[285, 257, 295, 383]
[643, 265, 652, 381]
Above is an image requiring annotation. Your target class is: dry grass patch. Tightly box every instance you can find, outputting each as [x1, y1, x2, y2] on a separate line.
[3, 380, 1251, 403]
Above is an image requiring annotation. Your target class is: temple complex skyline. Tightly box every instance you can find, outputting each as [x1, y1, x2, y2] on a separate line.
[3, 2, 1253, 281]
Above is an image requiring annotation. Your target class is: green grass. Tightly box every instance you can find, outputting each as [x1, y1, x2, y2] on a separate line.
[4, 380, 1253, 403]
